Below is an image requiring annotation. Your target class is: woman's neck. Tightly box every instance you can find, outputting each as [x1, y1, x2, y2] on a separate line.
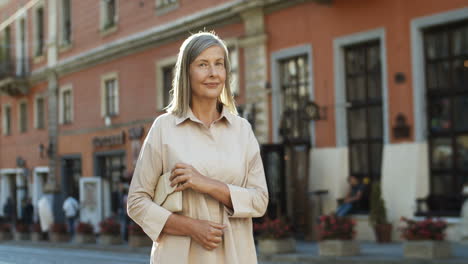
[191, 98, 220, 127]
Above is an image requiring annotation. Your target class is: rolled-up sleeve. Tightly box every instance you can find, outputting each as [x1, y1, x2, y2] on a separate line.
[227, 123, 269, 218]
[127, 120, 171, 242]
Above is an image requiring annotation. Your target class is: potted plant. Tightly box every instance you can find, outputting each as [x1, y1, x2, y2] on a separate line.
[31, 222, 43, 242]
[0, 223, 13, 241]
[318, 214, 359, 256]
[14, 223, 31, 241]
[128, 223, 152, 247]
[253, 217, 295, 255]
[369, 181, 392, 243]
[75, 222, 96, 244]
[400, 217, 451, 259]
[99, 218, 122, 245]
[50, 223, 70, 242]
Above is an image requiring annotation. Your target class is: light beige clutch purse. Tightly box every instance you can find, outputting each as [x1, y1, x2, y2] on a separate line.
[153, 171, 182, 212]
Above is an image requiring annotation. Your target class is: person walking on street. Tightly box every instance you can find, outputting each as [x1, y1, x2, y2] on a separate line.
[38, 195, 53, 240]
[62, 195, 79, 238]
[21, 198, 34, 226]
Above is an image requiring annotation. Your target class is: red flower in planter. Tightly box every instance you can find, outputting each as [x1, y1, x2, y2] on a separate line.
[99, 218, 120, 235]
[50, 223, 68, 234]
[317, 214, 356, 241]
[76, 222, 94, 235]
[253, 217, 293, 239]
[0, 223, 12, 233]
[15, 223, 30, 233]
[399, 217, 447, 241]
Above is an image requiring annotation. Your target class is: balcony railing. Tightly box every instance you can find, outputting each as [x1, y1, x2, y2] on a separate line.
[0, 57, 30, 96]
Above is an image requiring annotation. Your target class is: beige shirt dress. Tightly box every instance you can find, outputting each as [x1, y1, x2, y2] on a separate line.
[127, 107, 269, 264]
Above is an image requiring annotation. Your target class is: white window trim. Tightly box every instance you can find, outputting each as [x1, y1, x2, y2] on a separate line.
[271, 44, 315, 145]
[101, 72, 119, 117]
[15, 13, 29, 75]
[100, 0, 119, 32]
[333, 28, 389, 147]
[2, 104, 12, 135]
[32, 0, 46, 58]
[155, 56, 177, 111]
[411, 7, 468, 142]
[58, 0, 72, 47]
[17, 99, 28, 133]
[34, 93, 46, 129]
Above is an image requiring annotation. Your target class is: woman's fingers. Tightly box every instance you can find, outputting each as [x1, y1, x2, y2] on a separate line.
[170, 175, 189, 187]
[169, 168, 187, 181]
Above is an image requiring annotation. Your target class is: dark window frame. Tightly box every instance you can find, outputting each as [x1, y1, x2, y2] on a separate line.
[424, 19, 468, 216]
[344, 40, 384, 213]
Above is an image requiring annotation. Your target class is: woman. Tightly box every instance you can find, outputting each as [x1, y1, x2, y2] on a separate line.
[127, 32, 269, 264]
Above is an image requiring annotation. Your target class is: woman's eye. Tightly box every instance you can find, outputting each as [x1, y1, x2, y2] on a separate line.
[199, 63, 207, 67]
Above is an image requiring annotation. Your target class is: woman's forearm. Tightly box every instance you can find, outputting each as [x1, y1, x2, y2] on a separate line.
[162, 213, 194, 236]
[204, 179, 233, 210]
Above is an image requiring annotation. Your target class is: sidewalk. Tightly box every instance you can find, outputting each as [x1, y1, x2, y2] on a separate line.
[1, 240, 468, 264]
[259, 241, 468, 264]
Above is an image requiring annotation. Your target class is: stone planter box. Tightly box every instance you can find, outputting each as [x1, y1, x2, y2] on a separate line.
[14, 232, 31, 241]
[31, 232, 43, 242]
[319, 240, 360, 256]
[129, 235, 153, 247]
[50, 232, 70, 243]
[99, 234, 122, 245]
[403, 241, 452, 259]
[0, 232, 13, 241]
[257, 237, 296, 255]
[75, 233, 96, 244]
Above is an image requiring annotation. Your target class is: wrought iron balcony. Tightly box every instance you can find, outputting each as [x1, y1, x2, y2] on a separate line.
[0, 57, 30, 96]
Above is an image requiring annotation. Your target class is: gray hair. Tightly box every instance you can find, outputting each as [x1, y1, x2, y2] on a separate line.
[165, 32, 238, 116]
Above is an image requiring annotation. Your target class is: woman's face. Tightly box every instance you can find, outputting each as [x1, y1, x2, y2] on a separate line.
[189, 45, 226, 102]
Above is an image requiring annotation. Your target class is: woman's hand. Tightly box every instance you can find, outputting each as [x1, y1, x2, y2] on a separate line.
[189, 219, 226, 250]
[170, 163, 213, 194]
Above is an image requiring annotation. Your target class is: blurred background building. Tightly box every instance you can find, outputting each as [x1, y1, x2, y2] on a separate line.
[0, 0, 467, 241]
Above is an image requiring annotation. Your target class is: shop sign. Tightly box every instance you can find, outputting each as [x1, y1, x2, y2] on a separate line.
[93, 131, 125, 148]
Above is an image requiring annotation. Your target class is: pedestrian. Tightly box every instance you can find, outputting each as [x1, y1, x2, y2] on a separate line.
[119, 186, 130, 242]
[335, 175, 364, 217]
[38, 195, 53, 240]
[3, 197, 14, 223]
[62, 195, 79, 238]
[21, 198, 34, 226]
[127, 32, 269, 263]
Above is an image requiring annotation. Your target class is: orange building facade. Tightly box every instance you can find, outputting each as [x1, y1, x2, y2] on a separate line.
[0, 0, 467, 240]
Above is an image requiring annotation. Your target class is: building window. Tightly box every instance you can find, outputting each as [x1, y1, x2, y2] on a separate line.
[229, 46, 239, 96]
[2, 105, 11, 135]
[425, 20, 468, 216]
[61, 0, 72, 45]
[19, 101, 28, 133]
[345, 41, 383, 212]
[1, 26, 12, 65]
[162, 65, 174, 108]
[18, 18, 27, 75]
[35, 6, 45, 57]
[102, 0, 117, 30]
[35, 96, 45, 129]
[101, 74, 119, 117]
[59, 85, 73, 124]
[279, 55, 310, 142]
[63, 90, 72, 123]
[155, 0, 178, 15]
